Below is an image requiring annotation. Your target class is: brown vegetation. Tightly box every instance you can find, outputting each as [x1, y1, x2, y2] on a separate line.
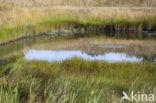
[1, 0, 156, 7]
[0, 6, 156, 26]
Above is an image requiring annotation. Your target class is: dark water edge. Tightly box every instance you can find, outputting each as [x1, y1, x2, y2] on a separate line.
[0, 30, 156, 46]
[0, 31, 156, 63]
[75, 31, 156, 39]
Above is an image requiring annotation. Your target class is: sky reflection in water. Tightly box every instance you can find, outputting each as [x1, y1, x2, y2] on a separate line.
[24, 50, 143, 63]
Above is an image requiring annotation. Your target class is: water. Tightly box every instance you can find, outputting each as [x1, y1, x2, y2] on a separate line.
[99, 45, 125, 49]
[24, 50, 143, 63]
[0, 33, 155, 63]
[154, 57, 156, 62]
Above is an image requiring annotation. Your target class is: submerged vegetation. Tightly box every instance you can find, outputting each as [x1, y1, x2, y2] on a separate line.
[0, 56, 156, 103]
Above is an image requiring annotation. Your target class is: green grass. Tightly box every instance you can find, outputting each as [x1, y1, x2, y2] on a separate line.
[0, 56, 156, 103]
[0, 16, 156, 43]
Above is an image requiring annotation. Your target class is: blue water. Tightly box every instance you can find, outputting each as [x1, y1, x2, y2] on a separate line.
[153, 57, 156, 62]
[24, 50, 143, 63]
[99, 45, 125, 49]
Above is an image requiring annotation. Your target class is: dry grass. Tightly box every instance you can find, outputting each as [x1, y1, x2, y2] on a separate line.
[0, 6, 156, 26]
[1, 0, 156, 7]
[0, 1, 156, 44]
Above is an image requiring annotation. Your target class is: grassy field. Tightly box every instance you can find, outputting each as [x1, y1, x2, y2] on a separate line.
[0, 5, 156, 43]
[0, 14, 156, 43]
[0, 55, 156, 103]
[1, 0, 156, 7]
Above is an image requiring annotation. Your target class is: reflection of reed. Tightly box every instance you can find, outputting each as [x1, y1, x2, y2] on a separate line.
[0, 34, 156, 59]
[32, 37, 156, 57]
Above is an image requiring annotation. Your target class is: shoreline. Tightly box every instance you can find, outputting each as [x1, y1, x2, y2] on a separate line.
[1, 7, 156, 43]
[0, 29, 156, 47]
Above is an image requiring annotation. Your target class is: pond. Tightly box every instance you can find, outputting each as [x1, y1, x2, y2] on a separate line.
[24, 50, 143, 63]
[0, 33, 156, 63]
[99, 45, 125, 49]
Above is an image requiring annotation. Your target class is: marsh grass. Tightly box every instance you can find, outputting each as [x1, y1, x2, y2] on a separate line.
[0, 16, 156, 43]
[0, 6, 156, 43]
[1, 0, 156, 7]
[0, 1, 156, 102]
[0, 56, 156, 103]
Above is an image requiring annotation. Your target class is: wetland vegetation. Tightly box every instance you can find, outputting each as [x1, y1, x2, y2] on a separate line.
[0, 0, 156, 103]
[0, 15, 156, 43]
[0, 35, 156, 103]
[0, 53, 156, 103]
[0, 6, 156, 43]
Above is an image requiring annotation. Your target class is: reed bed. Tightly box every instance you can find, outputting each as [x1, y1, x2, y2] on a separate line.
[1, 7, 156, 26]
[0, 1, 156, 103]
[0, 56, 155, 103]
[0, 7, 156, 43]
[0, 6, 156, 43]
[1, 0, 156, 7]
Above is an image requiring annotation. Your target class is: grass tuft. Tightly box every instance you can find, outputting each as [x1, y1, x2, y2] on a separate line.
[0, 56, 155, 102]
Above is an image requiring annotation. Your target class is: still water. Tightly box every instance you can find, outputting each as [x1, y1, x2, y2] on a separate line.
[0, 33, 156, 63]
[99, 45, 125, 49]
[24, 50, 143, 63]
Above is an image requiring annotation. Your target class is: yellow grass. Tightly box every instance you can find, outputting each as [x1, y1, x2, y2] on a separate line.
[0, 6, 156, 26]
[1, 0, 156, 7]
[0, 1, 156, 44]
